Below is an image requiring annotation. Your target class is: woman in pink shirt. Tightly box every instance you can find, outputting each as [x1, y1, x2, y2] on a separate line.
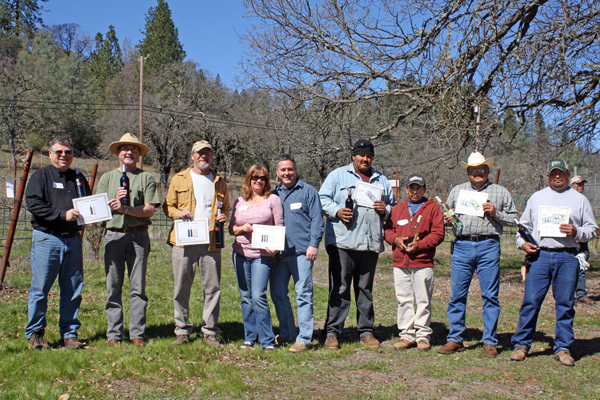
[229, 164, 284, 350]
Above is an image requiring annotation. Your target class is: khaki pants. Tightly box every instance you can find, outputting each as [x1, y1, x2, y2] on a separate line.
[172, 244, 221, 336]
[393, 266, 434, 342]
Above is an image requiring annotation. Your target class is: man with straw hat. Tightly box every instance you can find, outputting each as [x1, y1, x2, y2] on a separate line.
[97, 133, 160, 347]
[438, 151, 518, 358]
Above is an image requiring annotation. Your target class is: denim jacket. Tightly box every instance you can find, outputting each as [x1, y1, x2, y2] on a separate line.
[319, 163, 395, 253]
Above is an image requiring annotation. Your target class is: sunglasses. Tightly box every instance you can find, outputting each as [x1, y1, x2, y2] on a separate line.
[467, 167, 487, 174]
[51, 150, 72, 156]
[251, 176, 267, 182]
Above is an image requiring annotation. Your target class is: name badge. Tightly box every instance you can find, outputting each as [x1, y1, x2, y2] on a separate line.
[53, 182, 64, 189]
[398, 219, 408, 226]
[239, 205, 249, 211]
[290, 202, 302, 210]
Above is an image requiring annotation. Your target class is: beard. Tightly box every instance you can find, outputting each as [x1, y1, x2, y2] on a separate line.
[198, 162, 210, 171]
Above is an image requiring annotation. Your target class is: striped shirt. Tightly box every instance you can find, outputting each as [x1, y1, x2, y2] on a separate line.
[447, 181, 518, 236]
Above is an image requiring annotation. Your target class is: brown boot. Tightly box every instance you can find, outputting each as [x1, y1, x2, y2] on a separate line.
[510, 346, 528, 362]
[438, 341, 465, 355]
[324, 334, 340, 350]
[29, 329, 49, 350]
[554, 350, 574, 366]
[360, 334, 380, 349]
[394, 339, 416, 350]
[483, 344, 498, 358]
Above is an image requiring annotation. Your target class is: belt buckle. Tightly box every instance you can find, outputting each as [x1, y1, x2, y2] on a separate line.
[470, 235, 479, 241]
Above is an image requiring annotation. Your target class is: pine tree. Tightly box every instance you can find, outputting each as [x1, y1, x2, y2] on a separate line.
[0, 0, 48, 37]
[137, 0, 185, 73]
[90, 25, 123, 88]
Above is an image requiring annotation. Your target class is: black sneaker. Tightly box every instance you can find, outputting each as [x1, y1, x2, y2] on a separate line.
[29, 329, 49, 350]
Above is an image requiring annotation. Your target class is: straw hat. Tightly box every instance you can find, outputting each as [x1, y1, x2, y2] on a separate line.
[459, 151, 494, 169]
[109, 133, 149, 156]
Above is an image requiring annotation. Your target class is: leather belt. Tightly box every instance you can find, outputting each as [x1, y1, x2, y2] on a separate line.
[456, 234, 498, 242]
[51, 231, 78, 238]
[539, 247, 577, 253]
[107, 225, 149, 234]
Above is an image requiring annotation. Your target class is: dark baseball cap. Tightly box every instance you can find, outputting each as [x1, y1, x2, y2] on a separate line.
[406, 174, 426, 187]
[352, 139, 374, 156]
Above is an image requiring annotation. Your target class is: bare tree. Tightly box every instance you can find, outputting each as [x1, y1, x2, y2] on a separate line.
[242, 0, 600, 161]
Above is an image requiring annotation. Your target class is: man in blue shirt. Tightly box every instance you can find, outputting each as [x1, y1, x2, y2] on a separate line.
[319, 139, 395, 350]
[271, 154, 324, 352]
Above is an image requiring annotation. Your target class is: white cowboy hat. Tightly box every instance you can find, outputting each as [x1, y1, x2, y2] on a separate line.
[459, 151, 494, 169]
[109, 133, 149, 156]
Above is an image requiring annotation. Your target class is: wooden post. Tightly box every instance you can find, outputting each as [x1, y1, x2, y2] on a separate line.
[88, 164, 99, 193]
[495, 168, 501, 184]
[0, 150, 33, 286]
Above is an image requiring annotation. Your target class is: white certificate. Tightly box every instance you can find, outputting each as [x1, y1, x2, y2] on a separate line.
[455, 190, 488, 217]
[354, 181, 382, 208]
[72, 193, 112, 225]
[538, 206, 570, 237]
[251, 224, 286, 251]
[174, 219, 210, 246]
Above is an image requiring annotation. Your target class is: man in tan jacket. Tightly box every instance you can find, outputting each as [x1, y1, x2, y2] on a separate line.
[164, 140, 230, 347]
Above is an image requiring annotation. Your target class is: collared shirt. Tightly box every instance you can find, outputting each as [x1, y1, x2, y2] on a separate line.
[97, 168, 160, 229]
[319, 163, 395, 253]
[447, 180, 518, 236]
[273, 179, 324, 256]
[517, 187, 598, 249]
[25, 165, 91, 235]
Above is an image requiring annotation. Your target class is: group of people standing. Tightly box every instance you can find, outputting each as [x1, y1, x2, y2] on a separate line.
[24, 136, 598, 367]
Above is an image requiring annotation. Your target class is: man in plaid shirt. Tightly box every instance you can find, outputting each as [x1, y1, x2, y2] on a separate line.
[438, 152, 518, 358]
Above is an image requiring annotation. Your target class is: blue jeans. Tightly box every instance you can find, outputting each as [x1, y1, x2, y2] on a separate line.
[576, 269, 588, 300]
[512, 249, 579, 352]
[26, 230, 83, 339]
[270, 254, 314, 344]
[233, 252, 275, 347]
[446, 237, 501, 345]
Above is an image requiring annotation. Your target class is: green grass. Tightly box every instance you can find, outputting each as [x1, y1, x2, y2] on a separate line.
[1, 229, 600, 399]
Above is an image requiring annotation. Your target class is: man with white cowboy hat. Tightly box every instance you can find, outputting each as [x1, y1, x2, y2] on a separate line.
[438, 151, 518, 357]
[97, 133, 160, 347]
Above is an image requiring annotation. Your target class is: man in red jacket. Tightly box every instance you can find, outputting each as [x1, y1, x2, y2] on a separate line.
[384, 174, 445, 350]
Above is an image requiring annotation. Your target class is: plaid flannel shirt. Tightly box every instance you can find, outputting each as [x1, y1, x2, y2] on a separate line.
[447, 181, 518, 236]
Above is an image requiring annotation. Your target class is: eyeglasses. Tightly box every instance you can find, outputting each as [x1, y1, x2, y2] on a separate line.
[467, 167, 487, 174]
[50, 150, 72, 156]
[119, 146, 139, 153]
[251, 176, 267, 182]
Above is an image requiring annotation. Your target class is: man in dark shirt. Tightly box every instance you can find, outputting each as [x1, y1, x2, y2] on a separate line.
[25, 136, 91, 350]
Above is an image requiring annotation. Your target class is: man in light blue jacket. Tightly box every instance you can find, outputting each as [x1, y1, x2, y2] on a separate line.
[319, 139, 395, 350]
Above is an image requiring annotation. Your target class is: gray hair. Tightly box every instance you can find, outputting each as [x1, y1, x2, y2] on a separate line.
[49, 136, 73, 150]
[276, 154, 296, 170]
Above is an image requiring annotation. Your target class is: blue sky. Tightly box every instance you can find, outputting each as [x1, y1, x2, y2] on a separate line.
[42, 0, 256, 90]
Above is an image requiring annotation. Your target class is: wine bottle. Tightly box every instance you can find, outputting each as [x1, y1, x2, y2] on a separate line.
[434, 196, 463, 232]
[120, 165, 130, 206]
[408, 215, 422, 243]
[514, 219, 538, 247]
[75, 168, 85, 198]
[215, 208, 225, 248]
[344, 188, 354, 227]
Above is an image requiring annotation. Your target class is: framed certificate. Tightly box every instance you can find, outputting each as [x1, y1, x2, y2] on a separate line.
[251, 224, 286, 251]
[174, 219, 210, 246]
[354, 181, 382, 208]
[455, 190, 489, 217]
[538, 206, 570, 237]
[72, 193, 112, 225]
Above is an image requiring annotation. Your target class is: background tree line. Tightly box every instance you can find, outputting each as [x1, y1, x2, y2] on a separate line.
[0, 0, 599, 207]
